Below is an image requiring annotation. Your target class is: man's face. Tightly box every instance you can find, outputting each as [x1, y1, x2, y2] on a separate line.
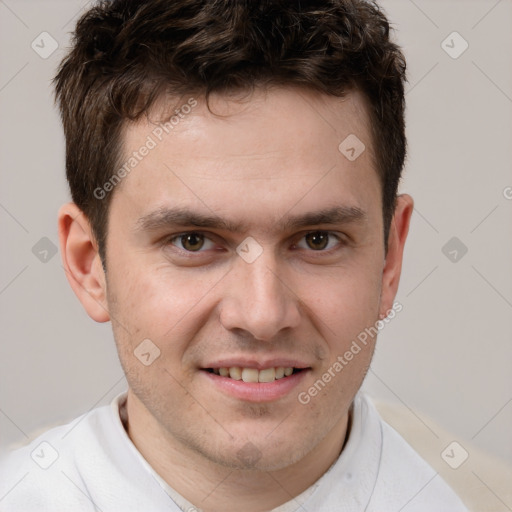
[104, 88, 388, 470]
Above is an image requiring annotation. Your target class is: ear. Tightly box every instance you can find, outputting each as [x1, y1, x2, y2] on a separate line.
[58, 202, 110, 323]
[379, 194, 414, 318]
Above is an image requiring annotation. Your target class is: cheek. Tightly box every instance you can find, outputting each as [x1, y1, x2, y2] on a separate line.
[300, 262, 382, 344]
[106, 255, 225, 350]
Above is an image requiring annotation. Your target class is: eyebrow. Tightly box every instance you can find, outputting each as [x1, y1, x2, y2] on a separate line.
[136, 205, 367, 234]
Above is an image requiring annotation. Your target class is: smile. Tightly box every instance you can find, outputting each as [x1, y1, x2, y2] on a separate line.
[204, 366, 304, 383]
[201, 366, 310, 402]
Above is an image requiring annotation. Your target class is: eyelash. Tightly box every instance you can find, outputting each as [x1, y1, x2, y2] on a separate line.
[166, 231, 346, 256]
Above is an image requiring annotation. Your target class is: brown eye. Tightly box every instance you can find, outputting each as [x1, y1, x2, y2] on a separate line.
[304, 231, 329, 250]
[174, 233, 206, 251]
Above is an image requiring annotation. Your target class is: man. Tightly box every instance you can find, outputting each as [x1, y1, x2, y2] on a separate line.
[0, 0, 468, 510]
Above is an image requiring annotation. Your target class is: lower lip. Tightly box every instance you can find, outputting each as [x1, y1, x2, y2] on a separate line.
[201, 370, 310, 402]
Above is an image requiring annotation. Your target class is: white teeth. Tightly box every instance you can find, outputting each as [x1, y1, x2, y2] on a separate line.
[242, 368, 259, 383]
[229, 367, 242, 380]
[258, 368, 276, 383]
[275, 367, 285, 379]
[214, 366, 299, 382]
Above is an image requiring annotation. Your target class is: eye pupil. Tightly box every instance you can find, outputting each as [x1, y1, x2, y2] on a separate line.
[181, 233, 204, 251]
[305, 231, 329, 250]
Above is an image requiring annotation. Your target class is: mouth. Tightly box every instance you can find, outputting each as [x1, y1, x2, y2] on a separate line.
[199, 357, 313, 402]
[202, 366, 307, 383]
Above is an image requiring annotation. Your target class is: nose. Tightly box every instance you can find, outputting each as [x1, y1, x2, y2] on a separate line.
[219, 251, 301, 341]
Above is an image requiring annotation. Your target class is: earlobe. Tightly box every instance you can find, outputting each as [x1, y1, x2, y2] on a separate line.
[379, 194, 414, 318]
[58, 202, 110, 323]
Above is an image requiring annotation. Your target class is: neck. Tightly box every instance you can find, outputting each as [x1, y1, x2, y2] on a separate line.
[123, 391, 350, 512]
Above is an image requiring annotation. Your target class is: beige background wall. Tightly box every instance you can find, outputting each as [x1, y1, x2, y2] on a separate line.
[1, 0, 511, 500]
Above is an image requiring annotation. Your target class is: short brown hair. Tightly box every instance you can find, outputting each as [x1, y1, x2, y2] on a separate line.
[54, 0, 407, 262]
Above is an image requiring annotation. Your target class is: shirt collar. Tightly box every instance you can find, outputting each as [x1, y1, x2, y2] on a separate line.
[112, 391, 382, 512]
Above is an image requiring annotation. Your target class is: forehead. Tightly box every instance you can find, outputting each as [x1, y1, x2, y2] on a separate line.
[112, 87, 380, 232]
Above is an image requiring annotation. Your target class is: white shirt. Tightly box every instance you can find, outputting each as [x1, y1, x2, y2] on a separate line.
[0, 392, 468, 511]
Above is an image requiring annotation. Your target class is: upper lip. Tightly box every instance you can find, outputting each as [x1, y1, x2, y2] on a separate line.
[202, 358, 312, 370]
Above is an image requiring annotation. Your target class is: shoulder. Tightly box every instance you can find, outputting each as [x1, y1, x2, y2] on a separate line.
[0, 405, 112, 511]
[363, 395, 469, 511]
[0, 395, 175, 511]
[298, 393, 469, 511]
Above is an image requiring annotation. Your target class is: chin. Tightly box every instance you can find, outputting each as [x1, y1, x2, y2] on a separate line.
[211, 445, 306, 472]
[198, 425, 317, 472]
